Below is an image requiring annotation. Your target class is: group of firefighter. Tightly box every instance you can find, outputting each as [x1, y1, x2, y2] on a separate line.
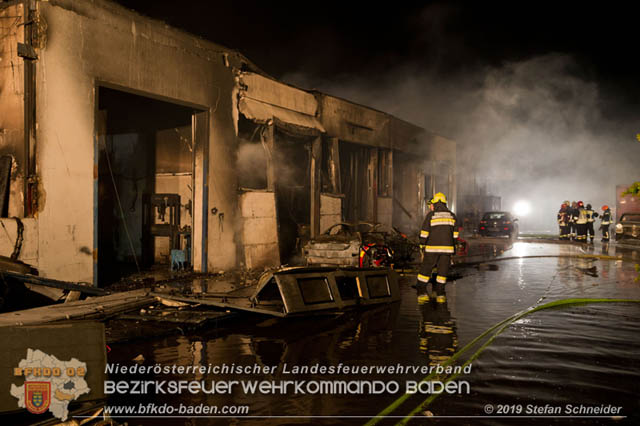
[557, 201, 612, 242]
[414, 194, 615, 307]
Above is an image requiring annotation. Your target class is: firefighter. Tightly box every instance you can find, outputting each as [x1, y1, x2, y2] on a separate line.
[557, 203, 570, 239]
[569, 201, 578, 240]
[600, 205, 612, 242]
[585, 203, 598, 243]
[416, 192, 459, 303]
[575, 201, 588, 242]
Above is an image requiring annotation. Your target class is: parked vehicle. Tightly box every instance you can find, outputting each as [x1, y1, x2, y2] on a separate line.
[615, 213, 640, 241]
[478, 211, 519, 238]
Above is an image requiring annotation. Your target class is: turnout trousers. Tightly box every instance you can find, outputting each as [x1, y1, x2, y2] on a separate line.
[417, 252, 451, 296]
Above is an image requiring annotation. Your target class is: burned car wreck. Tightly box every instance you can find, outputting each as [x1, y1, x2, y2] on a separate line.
[303, 222, 420, 268]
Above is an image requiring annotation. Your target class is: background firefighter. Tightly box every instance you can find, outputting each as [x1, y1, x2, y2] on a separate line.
[600, 205, 612, 242]
[574, 201, 588, 242]
[585, 203, 598, 243]
[569, 201, 578, 240]
[557, 203, 570, 239]
[416, 192, 459, 303]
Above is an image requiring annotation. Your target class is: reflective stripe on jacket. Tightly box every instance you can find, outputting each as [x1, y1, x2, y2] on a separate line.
[419, 203, 459, 254]
[576, 208, 588, 225]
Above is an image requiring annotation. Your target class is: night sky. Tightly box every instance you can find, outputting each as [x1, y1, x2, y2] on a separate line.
[114, 1, 640, 106]
[113, 1, 640, 231]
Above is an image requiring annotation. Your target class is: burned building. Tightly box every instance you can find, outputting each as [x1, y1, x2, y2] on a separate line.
[0, 0, 455, 286]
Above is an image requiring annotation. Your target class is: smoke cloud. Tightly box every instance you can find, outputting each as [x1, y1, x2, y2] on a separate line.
[283, 52, 639, 233]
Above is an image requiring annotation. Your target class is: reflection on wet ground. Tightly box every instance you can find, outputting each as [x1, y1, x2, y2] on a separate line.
[108, 240, 640, 425]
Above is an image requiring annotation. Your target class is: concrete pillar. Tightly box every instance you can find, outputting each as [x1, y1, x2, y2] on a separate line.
[327, 137, 341, 194]
[262, 124, 275, 191]
[310, 136, 322, 237]
[368, 148, 378, 222]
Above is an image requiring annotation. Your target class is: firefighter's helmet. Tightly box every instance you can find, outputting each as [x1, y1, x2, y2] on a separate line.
[586, 204, 592, 210]
[431, 192, 447, 204]
[578, 201, 584, 207]
[602, 205, 609, 211]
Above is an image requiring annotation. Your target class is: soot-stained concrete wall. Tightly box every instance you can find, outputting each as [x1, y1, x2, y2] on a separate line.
[0, 3, 25, 218]
[33, 0, 248, 281]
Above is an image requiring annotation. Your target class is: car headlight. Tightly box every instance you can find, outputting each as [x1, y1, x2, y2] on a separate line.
[615, 223, 623, 233]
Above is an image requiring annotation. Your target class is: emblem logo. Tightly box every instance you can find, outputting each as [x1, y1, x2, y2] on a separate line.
[25, 382, 51, 415]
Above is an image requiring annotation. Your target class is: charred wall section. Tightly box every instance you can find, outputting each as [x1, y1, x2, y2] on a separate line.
[29, 0, 244, 282]
[0, 3, 25, 218]
[316, 93, 456, 236]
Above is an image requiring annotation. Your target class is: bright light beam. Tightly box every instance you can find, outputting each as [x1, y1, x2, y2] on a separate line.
[513, 200, 531, 216]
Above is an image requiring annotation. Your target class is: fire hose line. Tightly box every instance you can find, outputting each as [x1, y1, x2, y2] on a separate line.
[365, 297, 640, 426]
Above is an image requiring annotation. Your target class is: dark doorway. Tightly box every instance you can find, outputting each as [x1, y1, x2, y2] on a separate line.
[274, 130, 311, 263]
[97, 87, 195, 286]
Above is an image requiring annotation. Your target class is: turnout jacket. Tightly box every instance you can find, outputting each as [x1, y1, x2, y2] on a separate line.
[574, 207, 588, 225]
[419, 203, 459, 254]
[557, 207, 570, 225]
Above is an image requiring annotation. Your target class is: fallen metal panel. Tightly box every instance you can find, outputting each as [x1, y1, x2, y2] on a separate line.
[151, 293, 287, 318]
[1, 269, 107, 296]
[271, 267, 399, 312]
[151, 268, 399, 319]
[238, 96, 325, 133]
[117, 310, 235, 325]
[0, 289, 153, 326]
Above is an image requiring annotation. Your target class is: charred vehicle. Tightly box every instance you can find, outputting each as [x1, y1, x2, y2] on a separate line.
[479, 211, 519, 238]
[303, 222, 467, 268]
[303, 223, 419, 268]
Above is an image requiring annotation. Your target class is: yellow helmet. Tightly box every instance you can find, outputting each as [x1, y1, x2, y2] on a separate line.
[431, 192, 447, 204]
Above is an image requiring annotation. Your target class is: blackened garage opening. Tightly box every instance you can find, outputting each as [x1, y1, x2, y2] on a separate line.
[96, 87, 197, 286]
[274, 130, 312, 264]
